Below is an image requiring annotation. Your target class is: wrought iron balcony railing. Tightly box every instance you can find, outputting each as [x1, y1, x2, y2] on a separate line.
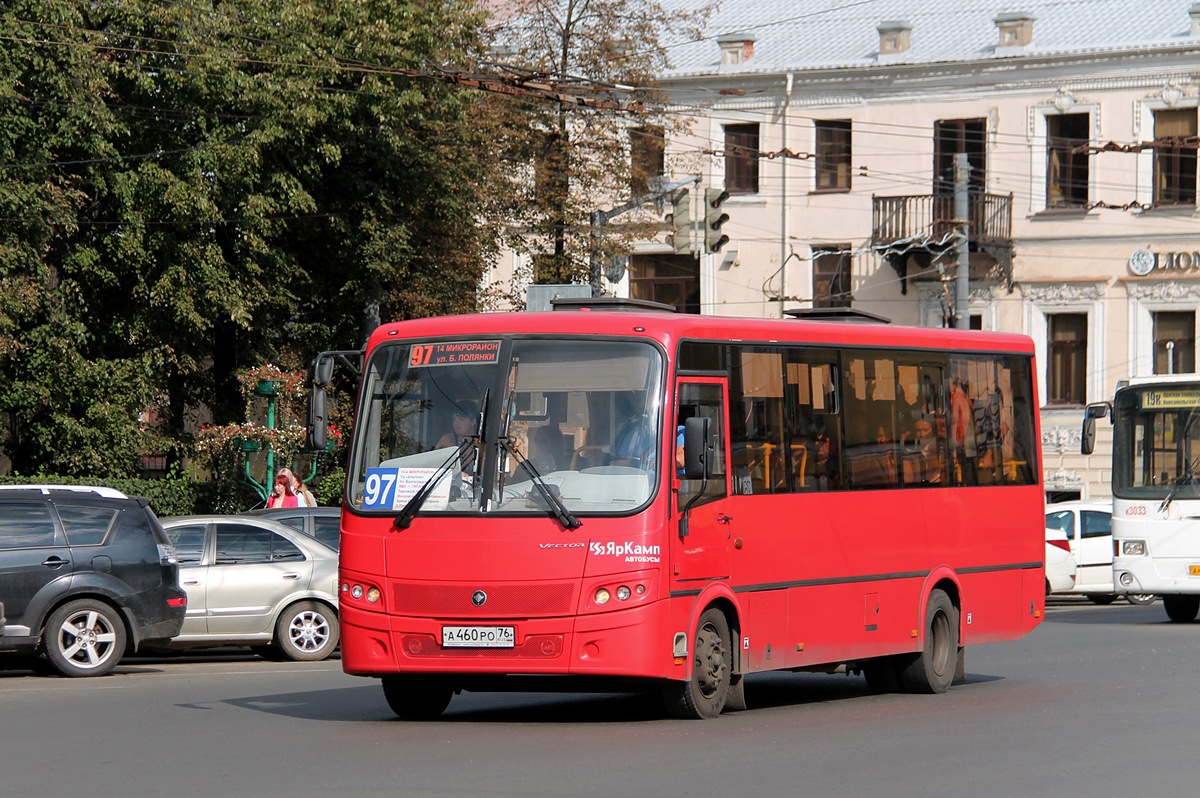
[872, 192, 1012, 248]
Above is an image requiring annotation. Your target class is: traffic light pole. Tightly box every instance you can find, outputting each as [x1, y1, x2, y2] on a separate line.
[589, 175, 702, 296]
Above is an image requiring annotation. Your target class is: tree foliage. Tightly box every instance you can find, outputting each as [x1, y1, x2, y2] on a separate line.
[484, 0, 712, 291]
[0, 0, 506, 476]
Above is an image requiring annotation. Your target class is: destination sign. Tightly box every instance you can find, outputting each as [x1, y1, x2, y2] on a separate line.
[1140, 389, 1200, 410]
[409, 340, 501, 367]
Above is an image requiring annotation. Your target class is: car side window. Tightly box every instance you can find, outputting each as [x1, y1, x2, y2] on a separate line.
[1046, 510, 1074, 539]
[272, 515, 305, 532]
[1081, 510, 1111, 539]
[271, 534, 305, 562]
[0, 503, 59, 549]
[56, 505, 119, 546]
[313, 517, 340, 550]
[215, 525, 274, 564]
[168, 525, 208, 564]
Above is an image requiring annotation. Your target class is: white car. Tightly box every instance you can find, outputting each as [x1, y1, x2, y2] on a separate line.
[1044, 500, 1155, 605]
[1045, 526, 1077, 595]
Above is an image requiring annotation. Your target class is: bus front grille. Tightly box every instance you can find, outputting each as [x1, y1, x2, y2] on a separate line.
[392, 582, 575, 617]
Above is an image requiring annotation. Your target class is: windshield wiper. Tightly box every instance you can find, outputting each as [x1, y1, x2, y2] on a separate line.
[1160, 454, 1200, 513]
[499, 437, 582, 530]
[394, 390, 490, 530]
[392, 438, 476, 530]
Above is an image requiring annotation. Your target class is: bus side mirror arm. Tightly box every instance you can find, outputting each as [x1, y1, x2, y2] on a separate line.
[1081, 402, 1111, 455]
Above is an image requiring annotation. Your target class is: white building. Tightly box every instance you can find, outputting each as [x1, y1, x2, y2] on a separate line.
[485, 0, 1200, 501]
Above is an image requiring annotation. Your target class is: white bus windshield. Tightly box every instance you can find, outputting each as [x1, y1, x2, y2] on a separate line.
[347, 338, 664, 516]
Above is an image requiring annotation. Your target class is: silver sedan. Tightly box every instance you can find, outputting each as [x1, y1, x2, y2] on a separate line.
[159, 515, 339, 661]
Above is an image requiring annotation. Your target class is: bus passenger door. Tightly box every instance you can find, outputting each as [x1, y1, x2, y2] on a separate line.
[672, 380, 732, 584]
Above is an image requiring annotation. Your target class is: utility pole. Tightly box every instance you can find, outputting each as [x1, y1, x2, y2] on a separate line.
[589, 175, 702, 296]
[954, 153, 971, 330]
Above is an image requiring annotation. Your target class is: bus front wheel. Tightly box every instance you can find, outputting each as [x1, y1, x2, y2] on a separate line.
[1163, 595, 1200, 623]
[898, 589, 958, 694]
[662, 607, 731, 719]
[382, 677, 454, 720]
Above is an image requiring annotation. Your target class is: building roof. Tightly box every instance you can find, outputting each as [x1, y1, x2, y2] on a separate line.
[663, 0, 1200, 76]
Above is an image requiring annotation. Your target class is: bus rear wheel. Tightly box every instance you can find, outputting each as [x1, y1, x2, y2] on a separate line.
[661, 608, 731, 719]
[382, 677, 454, 720]
[898, 589, 958, 694]
[1163, 595, 1200, 623]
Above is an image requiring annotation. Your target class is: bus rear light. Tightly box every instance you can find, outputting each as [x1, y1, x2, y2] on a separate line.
[1121, 540, 1146, 557]
[1047, 539, 1071, 553]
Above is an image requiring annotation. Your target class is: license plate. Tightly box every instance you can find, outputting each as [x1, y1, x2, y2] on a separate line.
[1189, 566, 1200, 576]
[442, 625, 515, 648]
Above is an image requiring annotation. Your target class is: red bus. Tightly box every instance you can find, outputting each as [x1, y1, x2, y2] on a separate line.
[308, 299, 1045, 719]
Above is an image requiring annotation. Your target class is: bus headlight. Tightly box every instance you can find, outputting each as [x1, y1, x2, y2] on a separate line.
[1118, 571, 1135, 588]
[1121, 540, 1147, 557]
[594, 588, 611, 605]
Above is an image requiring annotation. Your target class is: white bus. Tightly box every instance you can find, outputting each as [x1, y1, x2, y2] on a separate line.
[1084, 375, 1200, 622]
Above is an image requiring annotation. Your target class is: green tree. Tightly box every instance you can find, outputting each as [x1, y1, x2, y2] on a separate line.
[0, 0, 508, 475]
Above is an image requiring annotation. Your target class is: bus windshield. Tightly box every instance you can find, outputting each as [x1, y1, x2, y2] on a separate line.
[1114, 386, 1200, 500]
[347, 337, 664, 516]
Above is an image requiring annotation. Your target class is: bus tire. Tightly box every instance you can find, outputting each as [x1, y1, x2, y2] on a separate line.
[898, 589, 958, 694]
[661, 608, 731, 719]
[382, 677, 454, 720]
[1163, 595, 1200, 623]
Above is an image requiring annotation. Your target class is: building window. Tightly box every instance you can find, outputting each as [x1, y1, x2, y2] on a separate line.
[1047, 313, 1087, 405]
[725, 123, 759, 195]
[629, 254, 700, 314]
[815, 120, 851, 191]
[813, 247, 851, 308]
[1153, 108, 1197, 206]
[630, 126, 664, 196]
[934, 118, 986, 195]
[1154, 311, 1196, 374]
[1046, 113, 1089, 208]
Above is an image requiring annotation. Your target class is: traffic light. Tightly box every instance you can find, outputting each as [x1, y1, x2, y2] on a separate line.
[670, 189, 691, 255]
[704, 188, 730, 253]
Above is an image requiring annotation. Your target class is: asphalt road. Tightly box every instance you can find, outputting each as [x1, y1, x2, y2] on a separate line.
[1, 597, 1195, 798]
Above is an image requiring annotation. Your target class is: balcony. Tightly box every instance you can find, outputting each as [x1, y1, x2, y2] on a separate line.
[871, 192, 1013, 293]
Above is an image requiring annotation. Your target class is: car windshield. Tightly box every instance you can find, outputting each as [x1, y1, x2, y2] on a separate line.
[347, 337, 664, 517]
[1114, 386, 1200, 500]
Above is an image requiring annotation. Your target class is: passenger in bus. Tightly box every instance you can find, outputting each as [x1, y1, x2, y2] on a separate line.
[436, 400, 481, 480]
[522, 424, 567, 475]
[903, 416, 943, 484]
[855, 425, 898, 486]
[611, 416, 655, 469]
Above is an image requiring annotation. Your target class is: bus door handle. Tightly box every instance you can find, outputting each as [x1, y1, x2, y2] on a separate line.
[717, 514, 733, 524]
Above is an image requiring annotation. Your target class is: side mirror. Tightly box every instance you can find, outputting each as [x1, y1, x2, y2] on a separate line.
[682, 416, 711, 480]
[306, 387, 328, 451]
[1081, 402, 1110, 455]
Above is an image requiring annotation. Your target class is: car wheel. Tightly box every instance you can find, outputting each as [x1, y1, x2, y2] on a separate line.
[898, 589, 958, 694]
[1127, 594, 1157, 606]
[43, 599, 127, 678]
[274, 601, 339, 661]
[1087, 594, 1119, 605]
[1163, 595, 1200, 623]
[382, 677, 455, 720]
[661, 607, 732, 719]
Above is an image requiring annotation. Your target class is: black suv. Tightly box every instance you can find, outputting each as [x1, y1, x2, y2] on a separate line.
[0, 486, 187, 676]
